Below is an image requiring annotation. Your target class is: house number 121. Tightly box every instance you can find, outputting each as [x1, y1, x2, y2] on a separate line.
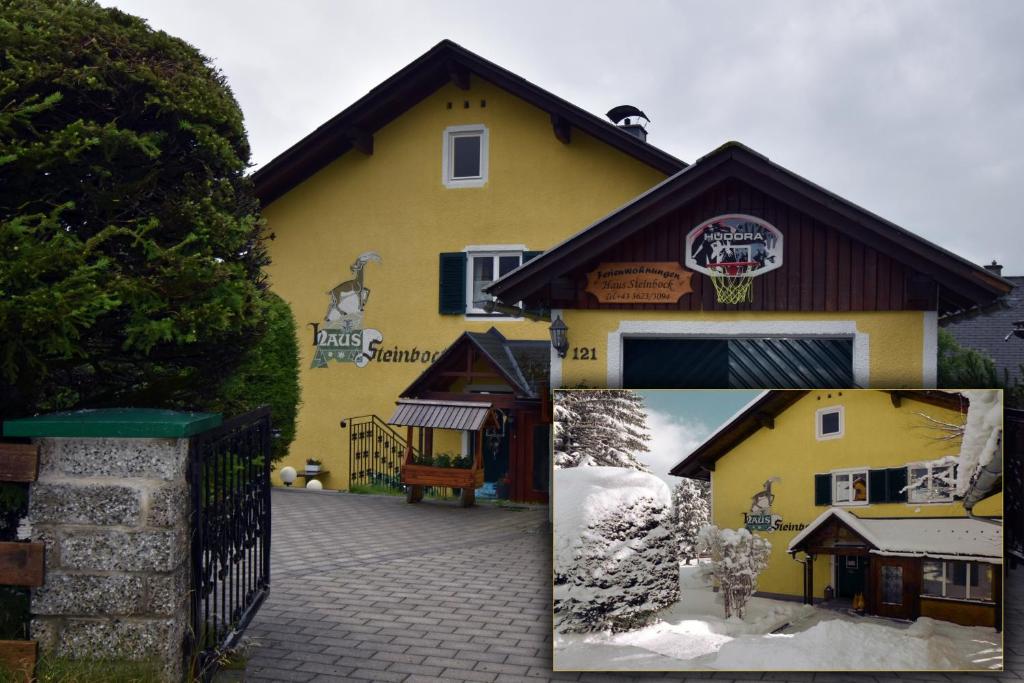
[571, 347, 598, 360]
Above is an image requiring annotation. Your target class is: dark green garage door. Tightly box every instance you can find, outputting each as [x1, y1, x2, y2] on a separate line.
[622, 338, 854, 388]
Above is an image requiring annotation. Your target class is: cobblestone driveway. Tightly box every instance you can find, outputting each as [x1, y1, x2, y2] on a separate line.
[236, 489, 1021, 682]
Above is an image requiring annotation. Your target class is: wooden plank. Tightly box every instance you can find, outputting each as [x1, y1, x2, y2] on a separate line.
[0, 444, 38, 483]
[0, 543, 44, 587]
[0, 640, 36, 680]
[851, 241, 864, 310]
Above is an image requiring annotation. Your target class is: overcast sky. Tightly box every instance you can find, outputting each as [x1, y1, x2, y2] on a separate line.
[103, 0, 1024, 272]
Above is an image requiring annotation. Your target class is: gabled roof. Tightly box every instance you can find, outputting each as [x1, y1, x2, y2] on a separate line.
[252, 39, 686, 205]
[788, 508, 1002, 563]
[400, 327, 549, 400]
[671, 390, 967, 479]
[486, 141, 1013, 314]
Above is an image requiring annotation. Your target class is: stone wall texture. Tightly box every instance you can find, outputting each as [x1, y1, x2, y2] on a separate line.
[29, 437, 191, 682]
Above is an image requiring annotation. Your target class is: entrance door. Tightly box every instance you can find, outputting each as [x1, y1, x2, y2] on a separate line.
[873, 557, 918, 620]
[510, 411, 550, 503]
[837, 554, 867, 599]
[483, 429, 511, 497]
[623, 338, 854, 388]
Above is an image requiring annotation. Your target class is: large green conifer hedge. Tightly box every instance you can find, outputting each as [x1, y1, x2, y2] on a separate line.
[0, 0, 296, 427]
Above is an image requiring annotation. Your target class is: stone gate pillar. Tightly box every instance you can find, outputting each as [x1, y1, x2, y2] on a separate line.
[3, 409, 222, 683]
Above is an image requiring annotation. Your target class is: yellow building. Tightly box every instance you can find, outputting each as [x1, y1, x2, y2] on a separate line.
[256, 39, 1010, 500]
[672, 390, 1003, 629]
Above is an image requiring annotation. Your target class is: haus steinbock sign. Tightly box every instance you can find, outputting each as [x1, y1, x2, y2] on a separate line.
[685, 214, 784, 276]
[584, 262, 694, 304]
[742, 477, 807, 533]
[310, 251, 384, 368]
[309, 251, 443, 368]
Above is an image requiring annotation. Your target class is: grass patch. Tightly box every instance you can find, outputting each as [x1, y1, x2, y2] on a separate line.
[0, 657, 162, 683]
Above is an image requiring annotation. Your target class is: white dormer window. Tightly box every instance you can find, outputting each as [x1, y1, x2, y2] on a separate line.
[816, 406, 844, 440]
[443, 124, 488, 188]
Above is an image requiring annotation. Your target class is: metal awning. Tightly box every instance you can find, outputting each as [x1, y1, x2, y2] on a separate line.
[387, 399, 493, 431]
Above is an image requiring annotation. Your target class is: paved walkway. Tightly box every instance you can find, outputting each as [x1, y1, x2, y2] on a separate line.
[236, 489, 1021, 682]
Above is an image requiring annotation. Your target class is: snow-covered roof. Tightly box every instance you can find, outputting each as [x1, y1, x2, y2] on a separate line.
[788, 508, 1002, 563]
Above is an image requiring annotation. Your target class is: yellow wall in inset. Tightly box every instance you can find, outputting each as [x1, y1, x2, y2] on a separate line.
[262, 76, 667, 488]
[709, 390, 1002, 600]
[558, 309, 931, 388]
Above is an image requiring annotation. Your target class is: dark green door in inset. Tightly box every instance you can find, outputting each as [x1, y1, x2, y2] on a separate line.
[837, 555, 867, 599]
[623, 337, 854, 388]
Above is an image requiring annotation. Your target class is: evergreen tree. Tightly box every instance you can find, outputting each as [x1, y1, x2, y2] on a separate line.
[672, 477, 711, 564]
[0, 0, 273, 418]
[554, 390, 651, 471]
[937, 330, 999, 389]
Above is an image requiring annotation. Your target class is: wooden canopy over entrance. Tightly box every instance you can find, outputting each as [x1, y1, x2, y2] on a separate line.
[391, 328, 552, 504]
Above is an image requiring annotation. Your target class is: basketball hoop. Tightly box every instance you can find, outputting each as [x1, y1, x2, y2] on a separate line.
[708, 261, 756, 304]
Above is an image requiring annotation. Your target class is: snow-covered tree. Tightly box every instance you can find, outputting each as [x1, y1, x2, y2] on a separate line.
[672, 477, 711, 564]
[554, 390, 651, 471]
[554, 467, 678, 633]
[697, 525, 771, 620]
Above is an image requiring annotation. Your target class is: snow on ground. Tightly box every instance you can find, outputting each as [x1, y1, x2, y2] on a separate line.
[554, 563, 1002, 672]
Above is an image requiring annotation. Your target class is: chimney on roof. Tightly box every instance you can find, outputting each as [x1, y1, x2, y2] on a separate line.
[984, 260, 1003, 277]
[606, 105, 650, 142]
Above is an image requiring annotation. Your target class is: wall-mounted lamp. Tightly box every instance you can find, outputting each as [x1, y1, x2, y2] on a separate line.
[549, 316, 569, 358]
[280, 466, 297, 487]
[1005, 320, 1024, 342]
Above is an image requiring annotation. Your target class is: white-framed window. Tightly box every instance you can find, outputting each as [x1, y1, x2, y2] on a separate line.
[832, 468, 868, 505]
[816, 405, 844, 440]
[442, 124, 488, 188]
[466, 250, 522, 315]
[922, 560, 994, 602]
[907, 461, 957, 503]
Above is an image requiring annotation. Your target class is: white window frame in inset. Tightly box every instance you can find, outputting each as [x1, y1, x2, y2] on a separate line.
[464, 249, 523, 316]
[442, 124, 489, 188]
[831, 466, 869, 506]
[906, 461, 957, 504]
[816, 405, 844, 441]
[921, 559, 994, 603]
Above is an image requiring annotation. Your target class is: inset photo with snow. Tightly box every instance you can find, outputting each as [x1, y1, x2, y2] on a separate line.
[553, 389, 1004, 672]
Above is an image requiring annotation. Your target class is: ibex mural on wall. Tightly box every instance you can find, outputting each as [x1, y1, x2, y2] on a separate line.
[750, 476, 782, 514]
[324, 251, 382, 323]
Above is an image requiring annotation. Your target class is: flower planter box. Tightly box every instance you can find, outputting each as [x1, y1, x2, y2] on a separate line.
[401, 464, 483, 490]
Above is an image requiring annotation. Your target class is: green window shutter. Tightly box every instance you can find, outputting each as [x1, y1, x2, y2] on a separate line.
[438, 252, 467, 314]
[814, 474, 832, 506]
[868, 469, 888, 503]
[886, 467, 908, 503]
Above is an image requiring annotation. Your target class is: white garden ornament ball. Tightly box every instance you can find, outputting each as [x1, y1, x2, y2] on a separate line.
[306, 479, 323, 490]
[279, 466, 297, 486]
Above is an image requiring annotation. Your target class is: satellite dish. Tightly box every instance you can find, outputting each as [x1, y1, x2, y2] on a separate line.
[606, 105, 649, 125]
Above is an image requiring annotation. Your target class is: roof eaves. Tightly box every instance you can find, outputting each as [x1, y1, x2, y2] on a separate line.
[253, 39, 686, 205]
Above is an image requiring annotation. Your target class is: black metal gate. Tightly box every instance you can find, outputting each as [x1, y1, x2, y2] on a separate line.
[1007, 407, 1023, 569]
[188, 407, 272, 678]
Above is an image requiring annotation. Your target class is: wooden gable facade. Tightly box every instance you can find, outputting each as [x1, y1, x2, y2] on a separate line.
[490, 143, 1011, 315]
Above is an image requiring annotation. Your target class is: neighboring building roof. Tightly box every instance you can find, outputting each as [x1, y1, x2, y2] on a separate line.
[671, 390, 967, 479]
[400, 327, 549, 400]
[486, 141, 1012, 315]
[252, 39, 686, 205]
[942, 275, 1024, 385]
[388, 398, 493, 431]
[789, 508, 1002, 563]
